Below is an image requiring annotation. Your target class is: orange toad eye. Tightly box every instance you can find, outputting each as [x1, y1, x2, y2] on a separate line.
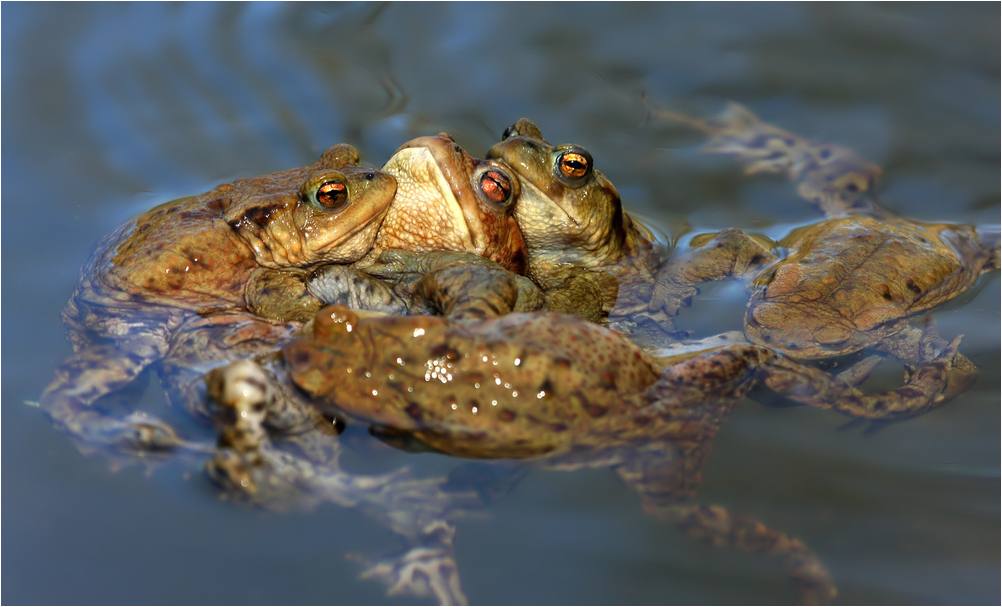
[557, 151, 590, 179]
[315, 180, 349, 210]
[479, 170, 513, 204]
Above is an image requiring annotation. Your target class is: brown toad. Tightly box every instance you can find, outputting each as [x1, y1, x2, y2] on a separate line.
[649, 103, 998, 412]
[42, 145, 396, 450]
[486, 119, 673, 341]
[42, 134, 535, 452]
[205, 304, 962, 603]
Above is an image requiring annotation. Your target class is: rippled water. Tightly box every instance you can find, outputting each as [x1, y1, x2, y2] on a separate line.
[3, 3, 999, 604]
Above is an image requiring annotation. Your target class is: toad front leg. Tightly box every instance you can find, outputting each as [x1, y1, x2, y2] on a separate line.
[358, 249, 544, 320]
[244, 267, 326, 323]
[651, 229, 777, 319]
[41, 332, 191, 453]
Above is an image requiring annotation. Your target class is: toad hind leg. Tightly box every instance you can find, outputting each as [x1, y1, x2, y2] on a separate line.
[41, 340, 190, 452]
[650, 102, 885, 218]
[761, 328, 967, 420]
[877, 321, 977, 403]
[616, 445, 836, 604]
[660, 502, 836, 604]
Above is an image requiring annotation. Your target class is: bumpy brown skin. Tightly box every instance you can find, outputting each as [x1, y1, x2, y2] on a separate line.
[89, 144, 393, 312]
[259, 304, 964, 603]
[43, 144, 397, 451]
[287, 135, 535, 321]
[373, 133, 528, 274]
[486, 120, 667, 335]
[650, 103, 998, 408]
[746, 216, 994, 359]
[287, 308, 662, 459]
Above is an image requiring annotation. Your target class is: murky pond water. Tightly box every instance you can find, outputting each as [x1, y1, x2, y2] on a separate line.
[3, 3, 999, 604]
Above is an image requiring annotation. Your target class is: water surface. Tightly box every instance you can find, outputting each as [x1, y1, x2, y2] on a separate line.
[3, 3, 999, 604]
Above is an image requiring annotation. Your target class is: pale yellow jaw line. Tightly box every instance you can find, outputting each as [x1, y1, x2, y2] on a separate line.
[382, 147, 474, 251]
[518, 177, 580, 228]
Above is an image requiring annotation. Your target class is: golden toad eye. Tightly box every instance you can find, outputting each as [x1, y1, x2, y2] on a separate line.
[557, 151, 590, 179]
[479, 169, 513, 204]
[315, 180, 349, 210]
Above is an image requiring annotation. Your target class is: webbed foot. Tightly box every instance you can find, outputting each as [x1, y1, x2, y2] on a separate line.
[351, 521, 468, 605]
[882, 318, 977, 403]
[763, 321, 972, 419]
[653, 503, 837, 605]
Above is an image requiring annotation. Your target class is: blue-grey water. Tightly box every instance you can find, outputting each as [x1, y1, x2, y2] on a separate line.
[3, 3, 999, 604]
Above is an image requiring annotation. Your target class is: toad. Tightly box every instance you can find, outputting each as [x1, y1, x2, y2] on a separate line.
[648, 103, 998, 408]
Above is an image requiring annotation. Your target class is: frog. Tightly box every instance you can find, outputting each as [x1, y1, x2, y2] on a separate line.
[207, 302, 958, 604]
[646, 102, 998, 411]
[484, 119, 674, 341]
[40, 143, 397, 452]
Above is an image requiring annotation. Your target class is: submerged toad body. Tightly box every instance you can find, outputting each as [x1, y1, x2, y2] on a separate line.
[650, 104, 998, 408]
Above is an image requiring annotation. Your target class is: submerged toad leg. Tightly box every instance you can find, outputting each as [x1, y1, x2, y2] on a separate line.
[656, 500, 836, 604]
[244, 267, 325, 323]
[761, 326, 968, 419]
[206, 359, 481, 605]
[875, 320, 977, 403]
[650, 228, 777, 318]
[628, 459, 837, 604]
[612, 347, 838, 604]
[649, 102, 886, 218]
[41, 336, 191, 452]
